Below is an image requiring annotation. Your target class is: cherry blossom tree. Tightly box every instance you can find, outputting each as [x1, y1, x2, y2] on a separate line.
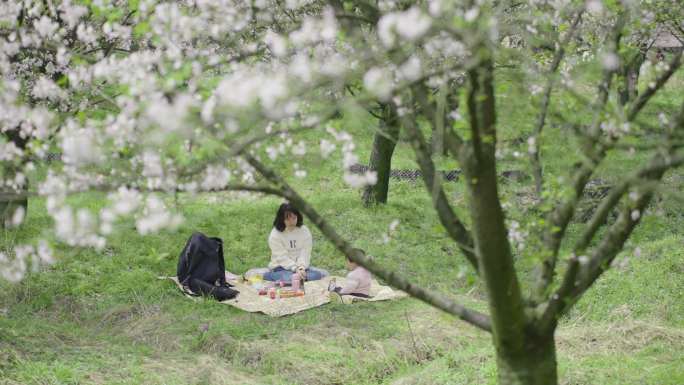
[1, 1, 683, 384]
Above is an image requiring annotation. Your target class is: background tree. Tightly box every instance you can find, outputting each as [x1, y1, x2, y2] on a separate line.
[1, 1, 683, 384]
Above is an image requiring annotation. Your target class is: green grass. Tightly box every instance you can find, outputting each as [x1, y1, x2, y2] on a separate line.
[1, 67, 683, 384]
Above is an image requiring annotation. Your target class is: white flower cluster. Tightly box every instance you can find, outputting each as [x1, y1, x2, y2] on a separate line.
[381, 219, 401, 244]
[200, 165, 232, 191]
[60, 120, 103, 166]
[289, 8, 338, 47]
[507, 220, 528, 251]
[135, 196, 183, 235]
[0, 241, 53, 283]
[215, 70, 295, 119]
[319, 139, 336, 158]
[53, 206, 107, 249]
[326, 126, 377, 188]
[364, 67, 394, 101]
[599, 119, 630, 138]
[108, 186, 142, 216]
[0, 142, 23, 162]
[32, 76, 66, 101]
[378, 7, 432, 47]
[601, 52, 620, 71]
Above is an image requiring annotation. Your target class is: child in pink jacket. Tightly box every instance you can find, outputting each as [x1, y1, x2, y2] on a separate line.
[330, 249, 372, 298]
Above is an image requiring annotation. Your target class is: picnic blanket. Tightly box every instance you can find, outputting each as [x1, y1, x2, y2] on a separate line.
[164, 274, 408, 317]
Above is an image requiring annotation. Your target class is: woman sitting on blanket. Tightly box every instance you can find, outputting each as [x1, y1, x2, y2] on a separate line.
[329, 249, 372, 298]
[263, 202, 328, 283]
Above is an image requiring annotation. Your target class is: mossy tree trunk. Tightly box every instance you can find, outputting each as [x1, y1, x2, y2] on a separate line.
[618, 51, 645, 106]
[461, 60, 559, 385]
[362, 103, 399, 206]
[496, 332, 558, 385]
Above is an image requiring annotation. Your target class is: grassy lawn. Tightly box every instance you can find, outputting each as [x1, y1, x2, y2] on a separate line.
[1, 68, 683, 385]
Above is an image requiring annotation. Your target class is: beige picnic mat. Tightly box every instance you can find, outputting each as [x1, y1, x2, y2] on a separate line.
[163, 274, 407, 317]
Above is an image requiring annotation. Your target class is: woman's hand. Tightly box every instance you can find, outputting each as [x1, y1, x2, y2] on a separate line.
[296, 266, 307, 281]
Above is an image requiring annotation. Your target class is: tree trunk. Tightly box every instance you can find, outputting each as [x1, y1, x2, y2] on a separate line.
[362, 104, 399, 206]
[462, 60, 556, 385]
[618, 53, 644, 105]
[496, 333, 558, 385]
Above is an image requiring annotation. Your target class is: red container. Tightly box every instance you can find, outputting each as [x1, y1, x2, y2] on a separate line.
[291, 274, 300, 292]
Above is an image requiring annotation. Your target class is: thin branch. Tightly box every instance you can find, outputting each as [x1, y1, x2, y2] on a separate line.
[228, 110, 337, 157]
[403, 112, 479, 272]
[540, 102, 684, 331]
[529, 10, 584, 199]
[626, 50, 682, 121]
[532, 14, 626, 302]
[16, 183, 285, 199]
[242, 153, 492, 332]
[412, 81, 466, 157]
[334, 12, 375, 24]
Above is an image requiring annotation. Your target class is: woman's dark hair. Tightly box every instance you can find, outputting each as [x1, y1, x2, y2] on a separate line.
[273, 202, 303, 232]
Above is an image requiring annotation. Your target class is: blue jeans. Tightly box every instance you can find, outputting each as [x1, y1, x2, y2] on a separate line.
[263, 267, 327, 282]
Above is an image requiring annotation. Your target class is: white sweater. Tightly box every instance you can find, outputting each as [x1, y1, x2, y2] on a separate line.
[267, 225, 312, 271]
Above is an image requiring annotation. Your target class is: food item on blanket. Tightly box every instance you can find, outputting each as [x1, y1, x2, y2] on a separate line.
[278, 289, 304, 298]
[258, 288, 268, 295]
[268, 287, 276, 299]
[247, 275, 263, 285]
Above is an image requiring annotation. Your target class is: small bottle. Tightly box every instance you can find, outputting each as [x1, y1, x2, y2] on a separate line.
[292, 273, 300, 292]
[268, 287, 276, 299]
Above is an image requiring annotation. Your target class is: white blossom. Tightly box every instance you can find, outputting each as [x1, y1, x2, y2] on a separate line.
[601, 52, 620, 71]
[527, 137, 537, 155]
[464, 8, 479, 22]
[200, 165, 232, 191]
[586, 0, 603, 15]
[364, 67, 393, 101]
[378, 7, 431, 47]
[76, 23, 97, 45]
[343, 170, 377, 188]
[34, 16, 59, 38]
[60, 4, 88, 29]
[8, 206, 25, 228]
[61, 124, 102, 165]
[142, 152, 164, 178]
[320, 139, 336, 158]
[108, 187, 142, 216]
[398, 56, 422, 82]
[264, 30, 287, 57]
[32, 77, 65, 101]
[136, 196, 183, 235]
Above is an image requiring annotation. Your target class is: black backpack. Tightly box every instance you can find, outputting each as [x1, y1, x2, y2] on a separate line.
[176, 232, 239, 301]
